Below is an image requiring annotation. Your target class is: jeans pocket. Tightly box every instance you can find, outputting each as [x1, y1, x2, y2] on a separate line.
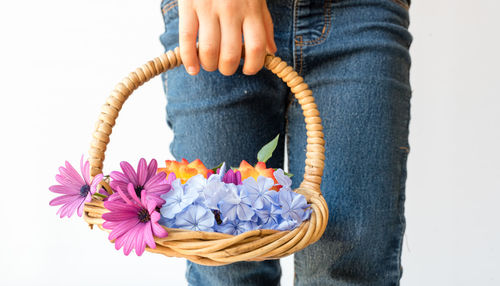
[161, 0, 179, 19]
[160, 0, 179, 52]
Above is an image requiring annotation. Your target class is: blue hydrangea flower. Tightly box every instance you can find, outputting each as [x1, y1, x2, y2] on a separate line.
[279, 189, 310, 223]
[219, 184, 255, 221]
[160, 178, 199, 219]
[276, 219, 298, 231]
[157, 162, 310, 234]
[159, 216, 177, 228]
[202, 178, 228, 210]
[175, 204, 215, 231]
[184, 174, 208, 199]
[184, 172, 229, 208]
[273, 169, 292, 191]
[215, 219, 258, 235]
[243, 176, 277, 209]
[255, 201, 281, 226]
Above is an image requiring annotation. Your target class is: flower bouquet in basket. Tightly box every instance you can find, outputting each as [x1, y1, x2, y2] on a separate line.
[49, 49, 327, 265]
[50, 135, 311, 256]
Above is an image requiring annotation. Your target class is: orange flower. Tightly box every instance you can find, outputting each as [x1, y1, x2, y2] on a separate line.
[237, 160, 281, 191]
[158, 158, 213, 184]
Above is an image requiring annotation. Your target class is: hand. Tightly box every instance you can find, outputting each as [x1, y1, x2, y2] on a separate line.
[178, 0, 277, 76]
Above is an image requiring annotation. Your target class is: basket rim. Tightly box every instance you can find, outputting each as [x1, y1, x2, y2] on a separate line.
[84, 48, 328, 265]
[88, 47, 326, 196]
[83, 186, 328, 265]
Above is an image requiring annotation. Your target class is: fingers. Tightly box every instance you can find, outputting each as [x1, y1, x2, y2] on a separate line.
[178, 0, 275, 76]
[178, 0, 199, 75]
[197, 11, 221, 72]
[218, 16, 243, 76]
[242, 16, 267, 75]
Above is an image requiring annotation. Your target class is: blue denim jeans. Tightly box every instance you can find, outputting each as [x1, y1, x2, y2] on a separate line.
[159, 0, 412, 285]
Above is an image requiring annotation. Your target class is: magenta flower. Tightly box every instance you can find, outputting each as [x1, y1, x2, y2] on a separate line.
[103, 183, 168, 256]
[49, 156, 104, 218]
[222, 169, 242, 185]
[109, 158, 171, 207]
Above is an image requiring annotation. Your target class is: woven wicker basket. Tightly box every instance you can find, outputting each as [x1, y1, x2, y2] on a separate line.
[83, 47, 328, 266]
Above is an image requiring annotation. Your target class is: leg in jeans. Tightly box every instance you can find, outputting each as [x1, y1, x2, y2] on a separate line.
[288, 0, 412, 285]
[159, 0, 291, 284]
[159, 0, 412, 285]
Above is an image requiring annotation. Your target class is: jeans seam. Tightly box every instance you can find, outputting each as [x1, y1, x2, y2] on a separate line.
[397, 148, 408, 283]
[292, 0, 303, 75]
[390, 0, 409, 11]
[294, 0, 333, 46]
[293, 0, 299, 64]
[297, 36, 304, 75]
[162, 0, 178, 15]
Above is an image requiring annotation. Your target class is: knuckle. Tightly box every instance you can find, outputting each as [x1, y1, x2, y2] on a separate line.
[247, 43, 266, 57]
[179, 30, 196, 40]
[219, 0, 237, 11]
[180, 52, 195, 65]
[199, 43, 219, 58]
[220, 55, 240, 67]
[246, 0, 261, 12]
[199, 47, 219, 71]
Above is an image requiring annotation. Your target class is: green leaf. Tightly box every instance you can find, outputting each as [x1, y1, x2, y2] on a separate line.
[273, 168, 294, 178]
[257, 134, 280, 163]
[210, 162, 224, 173]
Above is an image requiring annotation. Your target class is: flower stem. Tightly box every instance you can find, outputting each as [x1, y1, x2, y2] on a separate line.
[93, 193, 108, 200]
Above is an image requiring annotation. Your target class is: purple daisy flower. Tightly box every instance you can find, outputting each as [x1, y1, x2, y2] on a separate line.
[49, 156, 104, 218]
[109, 158, 171, 207]
[103, 183, 168, 256]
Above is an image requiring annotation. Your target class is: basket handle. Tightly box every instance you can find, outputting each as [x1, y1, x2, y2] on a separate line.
[89, 47, 325, 194]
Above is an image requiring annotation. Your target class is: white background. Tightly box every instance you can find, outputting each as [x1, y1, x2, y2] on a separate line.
[0, 1, 499, 285]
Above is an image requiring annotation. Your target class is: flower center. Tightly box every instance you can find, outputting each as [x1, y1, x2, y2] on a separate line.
[135, 185, 144, 198]
[137, 208, 150, 223]
[213, 210, 222, 225]
[80, 185, 90, 197]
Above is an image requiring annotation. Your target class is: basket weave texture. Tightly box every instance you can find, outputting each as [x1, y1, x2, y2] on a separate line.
[83, 47, 328, 266]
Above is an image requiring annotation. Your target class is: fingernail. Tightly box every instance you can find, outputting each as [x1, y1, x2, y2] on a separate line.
[187, 66, 197, 75]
